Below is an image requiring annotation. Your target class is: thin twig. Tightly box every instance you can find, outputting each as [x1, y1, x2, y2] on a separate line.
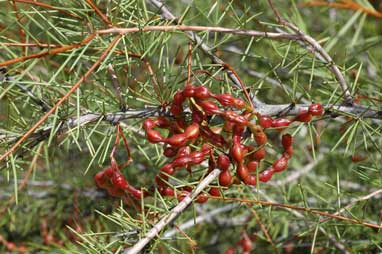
[107, 64, 127, 111]
[124, 168, 222, 254]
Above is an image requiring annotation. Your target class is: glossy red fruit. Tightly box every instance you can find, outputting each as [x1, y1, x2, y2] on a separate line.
[241, 234, 253, 252]
[237, 163, 249, 180]
[176, 146, 191, 158]
[223, 110, 248, 126]
[147, 129, 164, 143]
[194, 86, 211, 99]
[172, 156, 191, 168]
[155, 174, 168, 187]
[271, 118, 292, 128]
[247, 161, 258, 172]
[284, 146, 294, 158]
[219, 170, 232, 186]
[190, 151, 205, 165]
[177, 191, 189, 202]
[252, 148, 266, 161]
[173, 91, 185, 105]
[198, 100, 220, 115]
[143, 118, 156, 130]
[259, 168, 273, 182]
[160, 163, 175, 175]
[214, 93, 235, 106]
[170, 104, 183, 116]
[94, 171, 108, 188]
[163, 146, 177, 157]
[166, 134, 187, 146]
[308, 103, 323, 116]
[255, 131, 267, 145]
[162, 187, 175, 196]
[196, 194, 209, 203]
[201, 144, 212, 153]
[233, 98, 245, 108]
[259, 115, 273, 128]
[223, 120, 235, 131]
[294, 110, 312, 122]
[243, 175, 257, 185]
[183, 85, 195, 97]
[273, 156, 289, 172]
[112, 172, 129, 189]
[127, 186, 143, 199]
[104, 166, 115, 178]
[281, 134, 293, 149]
[209, 187, 221, 197]
[191, 110, 205, 123]
[224, 247, 236, 254]
[184, 123, 200, 139]
[156, 116, 171, 128]
[217, 154, 230, 171]
[230, 143, 244, 163]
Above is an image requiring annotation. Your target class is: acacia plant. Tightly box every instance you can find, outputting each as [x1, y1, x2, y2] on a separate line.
[0, 0, 381, 253]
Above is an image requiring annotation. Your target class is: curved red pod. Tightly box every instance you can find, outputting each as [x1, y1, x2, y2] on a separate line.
[209, 187, 221, 197]
[166, 133, 188, 147]
[308, 103, 323, 116]
[243, 175, 257, 186]
[173, 91, 185, 105]
[247, 160, 258, 172]
[160, 163, 175, 175]
[281, 134, 293, 149]
[172, 156, 191, 168]
[236, 163, 249, 181]
[147, 129, 164, 143]
[194, 86, 211, 99]
[112, 171, 129, 190]
[294, 110, 312, 123]
[255, 131, 267, 145]
[219, 170, 232, 186]
[271, 118, 292, 129]
[163, 146, 178, 157]
[273, 156, 289, 172]
[198, 100, 220, 115]
[183, 84, 196, 97]
[252, 147, 266, 161]
[184, 123, 200, 139]
[196, 193, 209, 203]
[259, 168, 273, 182]
[217, 154, 231, 171]
[143, 118, 156, 130]
[259, 115, 273, 128]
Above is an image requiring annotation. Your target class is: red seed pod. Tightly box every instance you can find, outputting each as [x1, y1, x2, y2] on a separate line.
[294, 110, 312, 122]
[166, 133, 188, 147]
[194, 86, 211, 99]
[190, 151, 205, 165]
[273, 156, 289, 172]
[156, 116, 171, 128]
[271, 118, 292, 129]
[217, 154, 231, 171]
[225, 247, 236, 254]
[143, 118, 156, 130]
[219, 170, 232, 186]
[183, 85, 195, 97]
[237, 163, 249, 180]
[104, 166, 115, 178]
[259, 115, 273, 128]
[172, 156, 191, 168]
[233, 124, 245, 137]
[252, 148, 266, 161]
[173, 91, 185, 105]
[127, 186, 144, 199]
[170, 104, 183, 116]
[162, 187, 175, 196]
[255, 131, 267, 145]
[243, 175, 257, 186]
[198, 100, 220, 115]
[241, 233, 253, 252]
[147, 129, 164, 143]
[233, 98, 245, 109]
[259, 168, 273, 182]
[191, 110, 205, 123]
[308, 103, 323, 116]
[281, 134, 293, 149]
[177, 191, 189, 202]
[163, 146, 177, 157]
[155, 174, 168, 187]
[223, 110, 248, 126]
[223, 120, 235, 131]
[214, 93, 235, 106]
[201, 144, 213, 153]
[176, 146, 191, 158]
[112, 171, 129, 190]
[160, 163, 175, 175]
[247, 160, 258, 172]
[209, 187, 221, 197]
[94, 171, 109, 189]
[230, 143, 244, 163]
[184, 123, 200, 139]
[284, 146, 294, 158]
[196, 193, 209, 203]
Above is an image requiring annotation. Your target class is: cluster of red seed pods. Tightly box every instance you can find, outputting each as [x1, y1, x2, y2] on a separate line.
[140, 85, 324, 201]
[94, 159, 145, 200]
[95, 84, 324, 202]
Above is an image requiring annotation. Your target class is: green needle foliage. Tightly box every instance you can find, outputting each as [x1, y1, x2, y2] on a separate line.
[0, 0, 381, 253]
